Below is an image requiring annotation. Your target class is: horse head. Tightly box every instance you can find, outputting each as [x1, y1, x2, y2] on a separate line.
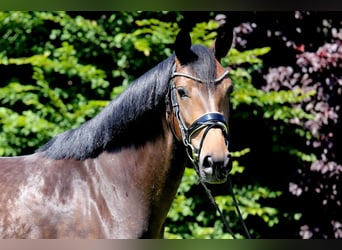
[168, 27, 233, 184]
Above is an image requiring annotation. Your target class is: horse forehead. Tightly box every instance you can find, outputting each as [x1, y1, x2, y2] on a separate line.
[174, 57, 229, 96]
[179, 59, 225, 77]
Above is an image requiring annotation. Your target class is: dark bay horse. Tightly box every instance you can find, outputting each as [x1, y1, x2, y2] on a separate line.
[0, 29, 233, 238]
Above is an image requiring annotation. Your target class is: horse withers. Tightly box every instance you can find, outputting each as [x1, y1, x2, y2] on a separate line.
[0, 27, 233, 238]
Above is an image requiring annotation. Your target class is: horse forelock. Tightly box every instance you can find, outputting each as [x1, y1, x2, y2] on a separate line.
[185, 45, 218, 87]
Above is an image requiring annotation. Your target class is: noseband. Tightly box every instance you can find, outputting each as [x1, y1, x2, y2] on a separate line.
[168, 65, 230, 164]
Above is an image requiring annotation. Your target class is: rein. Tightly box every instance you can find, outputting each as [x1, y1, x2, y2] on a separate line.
[167, 65, 252, 239]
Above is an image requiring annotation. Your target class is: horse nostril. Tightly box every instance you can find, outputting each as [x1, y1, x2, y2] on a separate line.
[225, 153, 231, 166]
[202, 155, 231, 170]
[202, 155, 214, 169]
[225, 153, 232, 172]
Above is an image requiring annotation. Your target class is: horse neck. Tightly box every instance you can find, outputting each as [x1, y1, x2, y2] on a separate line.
[91, 117, 187, 238]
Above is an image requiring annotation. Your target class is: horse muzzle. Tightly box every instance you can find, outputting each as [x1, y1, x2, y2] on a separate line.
[199, 152, 231, 184]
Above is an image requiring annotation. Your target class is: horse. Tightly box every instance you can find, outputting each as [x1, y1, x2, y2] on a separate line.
[0, 28, 234, 238]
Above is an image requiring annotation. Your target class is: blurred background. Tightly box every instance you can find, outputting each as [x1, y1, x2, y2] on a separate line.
[0, 11, 340, 239]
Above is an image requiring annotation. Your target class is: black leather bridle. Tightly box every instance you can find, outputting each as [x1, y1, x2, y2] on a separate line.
[168, 65, 230, 165]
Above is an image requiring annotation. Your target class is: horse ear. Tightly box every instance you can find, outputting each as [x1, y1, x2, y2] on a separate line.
[175, 29, 194, 65]
[214, 23, 234, 61]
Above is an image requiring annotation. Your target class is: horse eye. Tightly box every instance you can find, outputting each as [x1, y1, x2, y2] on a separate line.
[177, 87, 188, 98]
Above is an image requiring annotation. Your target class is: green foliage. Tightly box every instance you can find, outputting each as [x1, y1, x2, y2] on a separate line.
[0, 13, 110, 155]
[225, 49, 316, 123]
[227, 47, 271, 66]
[0, 11, 315, 238]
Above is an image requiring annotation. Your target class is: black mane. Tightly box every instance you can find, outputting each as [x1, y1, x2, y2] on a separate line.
[38, 45, 217, 160]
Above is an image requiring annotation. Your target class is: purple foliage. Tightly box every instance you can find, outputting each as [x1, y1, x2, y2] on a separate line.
[232, 11, 341, 238]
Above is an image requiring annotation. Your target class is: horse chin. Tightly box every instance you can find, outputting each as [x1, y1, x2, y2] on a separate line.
[200, 167, 228, 184]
